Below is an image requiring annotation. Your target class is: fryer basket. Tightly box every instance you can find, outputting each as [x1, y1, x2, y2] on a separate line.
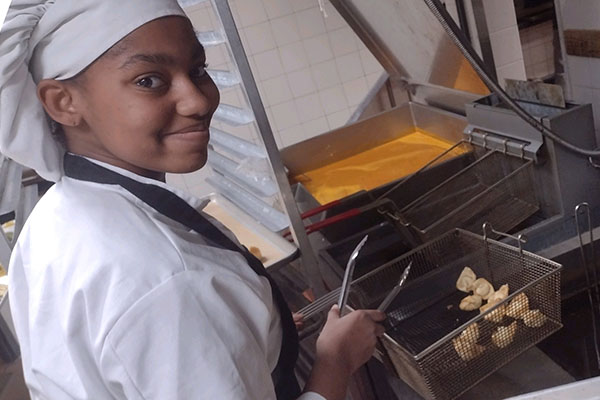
[349, 228, 562, 400]
[395, 151, 539, 243]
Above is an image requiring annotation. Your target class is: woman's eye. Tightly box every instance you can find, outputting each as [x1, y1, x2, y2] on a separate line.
[135, 76, 165, 89]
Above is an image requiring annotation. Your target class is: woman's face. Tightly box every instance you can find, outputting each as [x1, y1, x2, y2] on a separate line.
[65, 16, 220, 180]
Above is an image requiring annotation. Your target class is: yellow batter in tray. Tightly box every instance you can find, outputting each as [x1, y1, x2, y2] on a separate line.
[293, 130, 463, 204]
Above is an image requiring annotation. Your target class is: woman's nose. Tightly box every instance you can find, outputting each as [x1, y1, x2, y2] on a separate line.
[175, 78, 219, 118]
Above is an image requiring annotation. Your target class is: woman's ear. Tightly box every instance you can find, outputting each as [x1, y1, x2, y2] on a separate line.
[37, 79, 82, 128]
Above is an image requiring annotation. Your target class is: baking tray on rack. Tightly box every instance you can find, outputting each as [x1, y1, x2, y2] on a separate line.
[201, 193, 298, 270]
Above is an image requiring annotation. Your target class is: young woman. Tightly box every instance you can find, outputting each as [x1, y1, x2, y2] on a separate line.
[0, 1, 386, 399]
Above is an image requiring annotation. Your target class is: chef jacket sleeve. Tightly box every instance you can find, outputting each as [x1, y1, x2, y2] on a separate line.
[98, 269, 327, 400]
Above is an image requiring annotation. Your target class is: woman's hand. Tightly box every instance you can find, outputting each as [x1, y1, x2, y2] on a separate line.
[304, 305, 386, 400]
[292, 312, 304, 331]
[316, 305, 386, 375]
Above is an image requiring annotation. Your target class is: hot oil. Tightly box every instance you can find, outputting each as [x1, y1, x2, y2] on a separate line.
[294, 130, 463, 204]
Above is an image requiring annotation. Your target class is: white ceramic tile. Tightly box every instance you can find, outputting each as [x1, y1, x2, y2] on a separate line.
[235, 0, 269, 28]
[248, 55, 259, 76]
[270, 15, 301, 46]
[329, 27, 358, 57]
[296, 7, 327, 39]
[589, 58, 600, 89]
[323, 5, 347, 31]
[254, 49, 285, 80]
[205, 46, 228, 67]
[302, 117, 330, 139]
[311, 60, 340, 89]
[567, 56, 591, 87]
[326, 108, 351, 129]
[243, 22, 276, 55]
[482, 0, 517, 33]
[530, 44, 546, 65]
[262, 0, 294, 19]
[495, 59, 527, 87]
[366, 71, 383, 88]
[303, 34, 334, 64]
[187, 8, 214, 30]
[279, 41, 309, 72]
[343, 76, 369, 107]
[336, 52, 364, 82]
[287, 68, 317, 97]
[271, 100, 300, 130]
[319, 85, 348, 114]
[219, 89, 243, 107]
[560, 0, 600, 30]
[292, 0, 316, 13]
[279, 124, 306, 147]
[260, 75, 294, 105]
[489, 26, 524, 66]
[533, 62, 551, 78]
[360, 49, 383, 75]
[265, 106, 277, 131]
[295, 93, 325, 123]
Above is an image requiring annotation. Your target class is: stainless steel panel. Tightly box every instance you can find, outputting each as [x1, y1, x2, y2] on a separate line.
[329, 0, 489, 94]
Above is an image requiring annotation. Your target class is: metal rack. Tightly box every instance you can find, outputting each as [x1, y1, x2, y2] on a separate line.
[0, 158, 41, 362]
[178, 0, 327, 295]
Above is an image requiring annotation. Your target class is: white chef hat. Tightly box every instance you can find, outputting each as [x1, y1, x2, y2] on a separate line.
[0, 0, 187, 181]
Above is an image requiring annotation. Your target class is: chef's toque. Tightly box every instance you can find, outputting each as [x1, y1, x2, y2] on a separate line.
[0, 0, 187, 181]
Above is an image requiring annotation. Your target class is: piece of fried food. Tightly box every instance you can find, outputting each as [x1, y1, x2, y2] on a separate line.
[249, 246, 267, 262]
[482, 302, 506, 323]
[506, 293, 529, 319]
[491, 321, 518, 348]
[456, 267, 476, 293]
[452, 336, 485, 361]
[522, 309, 547, 328]
[459, 323, 480, 343]
[488, 284, 509, 304]
[460, 294, 483, 311]
[473, 278, 495, 300]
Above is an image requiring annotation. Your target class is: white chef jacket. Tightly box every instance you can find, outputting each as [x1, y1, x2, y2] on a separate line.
[8, 159, 325, 400]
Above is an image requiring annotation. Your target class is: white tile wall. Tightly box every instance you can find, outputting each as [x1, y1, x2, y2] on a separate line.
[229, 0, 383, 145]
[170, 0, 383, 197]
[520, 21, 555, 80]
[555, 0, 600, 138]
[481, 0, 527, 86]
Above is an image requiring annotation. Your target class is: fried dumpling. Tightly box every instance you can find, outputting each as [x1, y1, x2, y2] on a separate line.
[491, 321, 517, 348]
[456, 267, 476, 293]
[460, 294, 483, 311]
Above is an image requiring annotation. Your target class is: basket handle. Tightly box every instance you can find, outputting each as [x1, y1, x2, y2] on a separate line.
[482, 222, 527, 255]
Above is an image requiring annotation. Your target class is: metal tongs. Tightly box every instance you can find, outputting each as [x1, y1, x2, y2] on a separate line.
[338, 235, 369, 316]
[377, 261, 412, 312]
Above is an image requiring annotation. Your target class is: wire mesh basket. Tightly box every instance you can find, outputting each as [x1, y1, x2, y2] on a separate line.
[395, 151, 539, 243]
[348, 228, 562, 400]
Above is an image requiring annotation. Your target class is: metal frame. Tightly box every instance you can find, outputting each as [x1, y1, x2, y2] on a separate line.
[212, 0, 326, 296]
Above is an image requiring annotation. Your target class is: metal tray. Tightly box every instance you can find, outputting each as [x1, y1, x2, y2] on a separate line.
[201, 193, 298, 270]
[349, 228, 562, 400]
